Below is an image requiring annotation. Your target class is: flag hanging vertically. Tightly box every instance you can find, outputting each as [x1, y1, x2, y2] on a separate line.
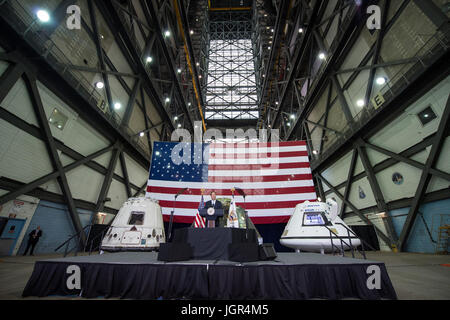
[146, 141, 317, 224]
[227, 191, 239, 228]
[194, 193, 206, 228]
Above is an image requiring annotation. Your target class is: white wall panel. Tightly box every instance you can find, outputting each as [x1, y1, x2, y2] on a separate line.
[124, 152, 149, 188]
[40, 178, 62, 195]
[366, 148, 390, 168]
[36, 81, 110, 157]
[107, 179, 129, 210]
[427, 176, 450, 194]
[93, 150, 112, 168]
[65, 165, 105, 203]
[0, 119, 53, 183]
[322, 151, 352, 187]
[1, 78, 39, 126]
[369, 76, 449, 153]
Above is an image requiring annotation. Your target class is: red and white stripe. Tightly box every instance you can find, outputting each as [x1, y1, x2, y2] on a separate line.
[194, 211, 206, 228]
[146, 141, 317, 224]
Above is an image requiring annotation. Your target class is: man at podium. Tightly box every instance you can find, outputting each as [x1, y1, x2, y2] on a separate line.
[204, 191, 223, 227]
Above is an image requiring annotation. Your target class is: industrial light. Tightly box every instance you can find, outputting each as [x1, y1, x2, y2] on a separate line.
[146, 56, 153, 63]
[114, 102, 122, 110]
[139, 132, 145, 137]
[299, 28, 304, 33]
[95, 81, 104, 89]
[174, 116, 178, 121]
[317, 197, 322, 202]
[188, 102, 192, 107]
[275, 101, 279, 105]
[165, 97, 170, 103]
[313, 150, 319, 155]
[271, 29, 274, 33]
[376, 76, 387, 85]
[268, 46, 271, 50]
[290, 114, 296, 120]
[177, 68, 182, 74]
[178, 124, 182, 128]
[164, 30, 171, 37]
[196, 62, 200, 66]
[318, 52, 326, 60]
[266, 26, 270, 30]
[287, 122, 291, 127]
[264, 14, 268, 17]
[190, 30, 194, 35]
[356, 99, 365, 107]
[199, 75, 202, 79]
[36, 9, 50, 23]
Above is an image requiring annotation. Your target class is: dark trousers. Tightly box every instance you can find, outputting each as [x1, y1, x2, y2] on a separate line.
[23, 241, 38, 255]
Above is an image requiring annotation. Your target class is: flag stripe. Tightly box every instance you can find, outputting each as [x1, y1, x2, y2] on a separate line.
[210, 151, 308, 159]
[208, 156, 309, 165]
[149, 192, 316, 202]
[208, 168, 311, 176]
[209, 141, 306, 149]
[208, 174, 313, 183]
[208, 162, 311, 170]
[209, 146, 306, 154]
[163, 215, 291, 224]
[147, 179, 314, 190]
[158, 199, 315, 210]
[147, 186, 316, 196]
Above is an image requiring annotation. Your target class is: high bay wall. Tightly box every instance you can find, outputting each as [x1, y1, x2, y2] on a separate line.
[258, 0, 450, 253]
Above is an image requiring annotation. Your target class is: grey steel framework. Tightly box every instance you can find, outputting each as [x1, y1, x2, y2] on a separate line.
[203, 11, 259, 121]
[0, 0, 209, 245]
[254, 0, 449, 251]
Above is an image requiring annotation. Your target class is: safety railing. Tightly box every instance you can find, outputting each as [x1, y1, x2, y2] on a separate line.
[323, 224, 371, 259]
[54, 224, 110, 257]
[311, 28, 449, 166]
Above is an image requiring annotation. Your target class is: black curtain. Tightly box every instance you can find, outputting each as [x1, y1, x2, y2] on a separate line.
[0, 217, 7, 235]
[350, 225, 380, 251]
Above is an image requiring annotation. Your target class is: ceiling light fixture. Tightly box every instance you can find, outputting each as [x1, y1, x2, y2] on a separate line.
[36, 9, 50, 23]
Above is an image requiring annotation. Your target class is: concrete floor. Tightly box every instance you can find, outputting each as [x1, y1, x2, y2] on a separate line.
[0, 251, 448, 300]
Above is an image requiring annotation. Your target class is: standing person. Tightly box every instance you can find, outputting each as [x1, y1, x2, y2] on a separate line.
[23, 226, 43, 256]
[204, 191, 223, 227]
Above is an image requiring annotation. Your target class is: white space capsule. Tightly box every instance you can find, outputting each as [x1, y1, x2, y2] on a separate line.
[280, 199, 361, 253]
[101, 197, 165, 252]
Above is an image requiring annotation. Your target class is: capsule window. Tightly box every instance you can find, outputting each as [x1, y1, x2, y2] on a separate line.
[128, 211, 145, 225]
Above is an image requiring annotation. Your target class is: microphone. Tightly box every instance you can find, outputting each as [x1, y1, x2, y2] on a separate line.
[234, 187, 246, 197]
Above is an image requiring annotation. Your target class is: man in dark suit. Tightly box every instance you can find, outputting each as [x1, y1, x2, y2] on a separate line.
[23, 226, 42, 256]
[204, 191, 223, 227]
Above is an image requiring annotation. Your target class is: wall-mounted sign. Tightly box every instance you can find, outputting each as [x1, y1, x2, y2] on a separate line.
[372, 93, 385, 110]
[392, 172, 404, 185]
[358, 186, 366, 199]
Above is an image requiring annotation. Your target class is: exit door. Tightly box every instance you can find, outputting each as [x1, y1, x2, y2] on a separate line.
[0, 219, 26, 256]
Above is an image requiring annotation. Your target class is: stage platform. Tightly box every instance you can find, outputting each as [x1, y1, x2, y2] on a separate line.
[22, 252, 397, 300]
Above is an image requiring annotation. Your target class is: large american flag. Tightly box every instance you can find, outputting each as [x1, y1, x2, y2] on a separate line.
[145, 141, 317, 224]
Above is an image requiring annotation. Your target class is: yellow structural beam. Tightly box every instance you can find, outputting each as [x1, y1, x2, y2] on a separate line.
[173, 0, 207, 132]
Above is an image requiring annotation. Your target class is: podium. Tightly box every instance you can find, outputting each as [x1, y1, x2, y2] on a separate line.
[200, 208, 223, 228]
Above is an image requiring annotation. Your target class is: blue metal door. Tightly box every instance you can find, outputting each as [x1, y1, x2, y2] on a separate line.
[0, 219, 26, 255]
